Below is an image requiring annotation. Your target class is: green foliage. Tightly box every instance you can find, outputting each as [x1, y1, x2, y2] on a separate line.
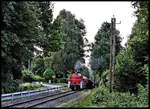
[2, 82, 46, 94]
[129, 1, 149, 70]
[19, 83, 44, 91]
[1, 1, 40, 80]
[91, 86, 109, 105]
[43, 68, 55, 82]
[2, 80, 20, 93]
[142, 63, 149, 83]
[56, 78, 67, 83]
[1, 1, 64, 92]
[114, 49, 139, 93]
[136, 64, 149, 107]
[31, 56, 45, 77]
[68, 84, 148, 108]
[48, 51, 64, 73]
[136, 84, 149, 107]
[50, 9, 86, 73]
[35, 2, 63, 56]
[2, 82, 17, 93]
[33, 75, 44, 82]
[91, 85, 148, 107]
[1, 73, 23, 93]
[79, 65, 90, 78]
[114, 1, 149, 94]
[22, 69, 34, 82]
[43, 56, 53, 69]
[99, 69, 109, 88]
[90, 22, 122, 75]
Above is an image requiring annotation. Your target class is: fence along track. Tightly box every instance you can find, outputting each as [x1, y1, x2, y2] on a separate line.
[1, 86, 66, 101]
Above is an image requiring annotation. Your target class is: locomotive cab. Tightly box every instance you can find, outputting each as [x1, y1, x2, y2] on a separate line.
[68, 72, 84, 90]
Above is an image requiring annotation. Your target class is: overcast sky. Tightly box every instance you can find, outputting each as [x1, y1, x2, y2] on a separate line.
[52, 1, 137, 47]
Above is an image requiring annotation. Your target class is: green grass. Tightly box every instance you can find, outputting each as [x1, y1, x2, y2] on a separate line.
[64, 89, 98, 108]
[19, 83, 47, 91]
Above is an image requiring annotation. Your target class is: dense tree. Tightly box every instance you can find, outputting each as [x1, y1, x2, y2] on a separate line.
[31, 56, 45, 77]
[50, 9, 87, 74]
[43, 68, 56, 82]
[79, 65, 90, 78]
[90, 22, 122, 76]
[114, 1, 149, 93]
[1, 1, 63, 93]
[36, 2, 63, 56]
[1, 2, 41, 81]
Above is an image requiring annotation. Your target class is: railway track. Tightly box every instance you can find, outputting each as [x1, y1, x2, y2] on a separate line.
[2, 90, 78, 108]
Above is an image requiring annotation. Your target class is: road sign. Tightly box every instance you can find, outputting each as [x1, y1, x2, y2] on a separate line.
[52, 75, 56, 79]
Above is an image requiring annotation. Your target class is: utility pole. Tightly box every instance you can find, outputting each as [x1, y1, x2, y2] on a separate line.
[109, 17, 113, 93]
[28, 59, 30, 72]
[110, 15, 121, 93]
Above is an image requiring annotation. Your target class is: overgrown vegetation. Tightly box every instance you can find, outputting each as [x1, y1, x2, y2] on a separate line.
[68, 82, 148, 108]
[114, 1, 149, 94]
[91, 84, 148, 107]
[68, 1, 149, 108]
[90, 22, 122, 74]
[1, 1, 149, 107]
[19, 83, 46, 91]
[2, 1, 88, 93]
[43, 68, 55, 82]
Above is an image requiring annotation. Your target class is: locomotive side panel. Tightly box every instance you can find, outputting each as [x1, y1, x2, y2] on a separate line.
[68, 72, 83, 90]
[68, 72, 94, 90]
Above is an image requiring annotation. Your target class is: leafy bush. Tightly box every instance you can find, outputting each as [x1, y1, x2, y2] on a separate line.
[19, 83, 44, 91]
[43, 68, 55, 82]
[2, 80, 19, 93]
[114, 49, 141, 93]
[91, 86, 138, 107]
[31, 56, 45, 77]
[91, 86, 109, 104]
[91, 63, 149, 107]
[56, 78, 67, 83]
[22, 69, 34, 82]
[91, 83, 149, 108]
[99, 69, 109, 88]
[136, 84, 149, 107]
[2, 73, 23, 93]
[33, 75, 44, 82]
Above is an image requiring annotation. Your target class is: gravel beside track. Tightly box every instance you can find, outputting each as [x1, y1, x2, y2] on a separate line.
[55, 90, 91, 107]
[34, 91, 81, 108]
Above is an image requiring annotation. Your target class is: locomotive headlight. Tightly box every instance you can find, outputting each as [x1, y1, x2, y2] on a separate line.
[68, 81, 70, 88]
[80, 81, 83, 89]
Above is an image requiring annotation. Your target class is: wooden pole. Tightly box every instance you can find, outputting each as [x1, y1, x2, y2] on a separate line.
[109, 18, 113, 93]
[112, 17, 116, 92]
[110, 15, 121, 93]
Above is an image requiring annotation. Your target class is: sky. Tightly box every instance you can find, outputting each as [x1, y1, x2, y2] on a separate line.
[52, 1, 137, 66]
[52, 1, 137, 47]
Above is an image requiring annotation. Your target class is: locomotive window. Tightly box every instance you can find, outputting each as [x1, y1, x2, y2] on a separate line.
[77, 73, 81, 76]
[72, 73, 75, 76]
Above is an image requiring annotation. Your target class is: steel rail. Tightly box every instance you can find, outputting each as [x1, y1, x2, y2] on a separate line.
[26, 91, 78, 108]
[2, 90, 72, 108]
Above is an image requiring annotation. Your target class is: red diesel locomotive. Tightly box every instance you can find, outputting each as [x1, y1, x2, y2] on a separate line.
[68, 72, 94, 90]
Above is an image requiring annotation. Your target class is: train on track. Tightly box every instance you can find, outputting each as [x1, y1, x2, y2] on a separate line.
[68, 72, 94, 90]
